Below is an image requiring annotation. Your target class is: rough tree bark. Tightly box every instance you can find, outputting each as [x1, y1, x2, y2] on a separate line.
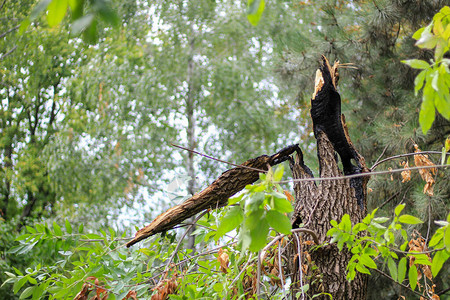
[287, 56, 370, 299]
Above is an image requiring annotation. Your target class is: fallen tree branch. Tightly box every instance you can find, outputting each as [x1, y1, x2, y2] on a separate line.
[126, 144, 301, 247]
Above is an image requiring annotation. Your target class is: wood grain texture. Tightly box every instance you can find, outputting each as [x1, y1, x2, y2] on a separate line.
[287, 56, 370, 299]
[126, 144, 299, 247]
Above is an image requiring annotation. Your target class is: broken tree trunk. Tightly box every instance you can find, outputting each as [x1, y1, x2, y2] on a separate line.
[287, 56, 370, 299]
[126, 144, 299, 247]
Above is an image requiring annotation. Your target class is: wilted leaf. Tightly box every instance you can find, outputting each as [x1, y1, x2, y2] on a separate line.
[217, 248, 229, 273]
[400, 161, 411, 183]
[414, 144, 436, 195]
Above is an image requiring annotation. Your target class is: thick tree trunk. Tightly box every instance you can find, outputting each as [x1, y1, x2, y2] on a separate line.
[287, 56, 370, 299]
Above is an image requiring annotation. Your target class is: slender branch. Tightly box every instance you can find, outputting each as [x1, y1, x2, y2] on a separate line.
[171, 143, 267, 173]
[372, 268, 430, 300]
[0, 45, 17, 61]
[373, 144, 389, 168]
[437, 287, 450, 296]
[0, 24, 20, 39]
[371, 151, 446, 170]
[256, 251, 261, 297]
[377, 191, 400, 210]
[278, 164, 448, 184]
[293, 232, 305, 300]
[278, 236, 287, 299]
[292, 228, 320, 245]
[227, 253, 254, 295]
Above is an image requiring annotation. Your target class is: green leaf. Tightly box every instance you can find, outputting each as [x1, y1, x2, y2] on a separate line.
[398, 257, 407, 283]
[416, 28, 438, 49]
[373, 217, 389, 223]
[13, 277, 28, 294]
[216, 206, 244, 240]
[65, 220, 72, 234]
[340, 214, 352, 232]
[412, 27, 425, 40]
[429, 229, 444, 247]
[71, 13, 94, 35]
[409, 265, 418, 291]
[95, 1, 120, 27]
[245, 192, 265, 212]
[213, 282, 223, 292]
[53, 221, 62, 236]
[420, 84, 436, 134]
[272, 196, 293, 213]
[78, 223, 84, 233]
[355, 263, 371, 275]
[398, 215, 423, 225]
[247, 0, 265, 26]
[19, 286, 35, 299]
[359, 254, 377, 269]
[402, 59, 430, 70]
[266, 210, 291, 235]
[273, 165, 284, 182]
[229, 193, 244, 205]
[387, 257, 397, 281]
[431, 249, 450, 277]
[247, 211, 269, 252]
[414, 70, 427, 96]
[47, 0, 68, 27]
[445, 226, 450, 251]
[30, 0, 52, 20]
[394, 204, 405, 216]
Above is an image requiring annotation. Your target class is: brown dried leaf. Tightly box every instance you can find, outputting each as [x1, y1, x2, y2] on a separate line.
[400, 161, 411, 183]
[123, 290, 138, 300]
[151, 275, 178, 300]
[218, 248, 229, 274]
[414, 144, 436, 196]
[74, 283, 92, 300]
[388, 167, 394, 181]
[284, 190, 294, 202]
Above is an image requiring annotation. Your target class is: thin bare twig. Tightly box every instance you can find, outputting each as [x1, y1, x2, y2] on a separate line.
[171, 143, 267, 173]
[293, 233, 305, 300]
[0, 45, 17, 61]
[377, 191, 400, 210]
[278, 164, 448, 184]
[227, 253, 254, 297]
[371, 151, 445, 170]
[277, 236, 287, 299]
[256, 251, 261, 297]
[0, 24, 20, 39]
[373, 144, 389, 168]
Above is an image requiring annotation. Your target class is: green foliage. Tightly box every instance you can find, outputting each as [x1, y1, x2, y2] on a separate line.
[402, 6, 450, 134]
[327, 205, 450, 292]
[247, 0, 265, 26]
[216, 165, 292, 252]
[23, 0, 119, 43]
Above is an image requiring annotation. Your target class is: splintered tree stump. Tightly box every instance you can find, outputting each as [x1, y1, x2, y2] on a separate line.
[287, 56, 370, 299]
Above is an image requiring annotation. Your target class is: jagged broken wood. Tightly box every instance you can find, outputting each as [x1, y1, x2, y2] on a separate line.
[126, 144, 300, 247]
[287, 56, 370, 299]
